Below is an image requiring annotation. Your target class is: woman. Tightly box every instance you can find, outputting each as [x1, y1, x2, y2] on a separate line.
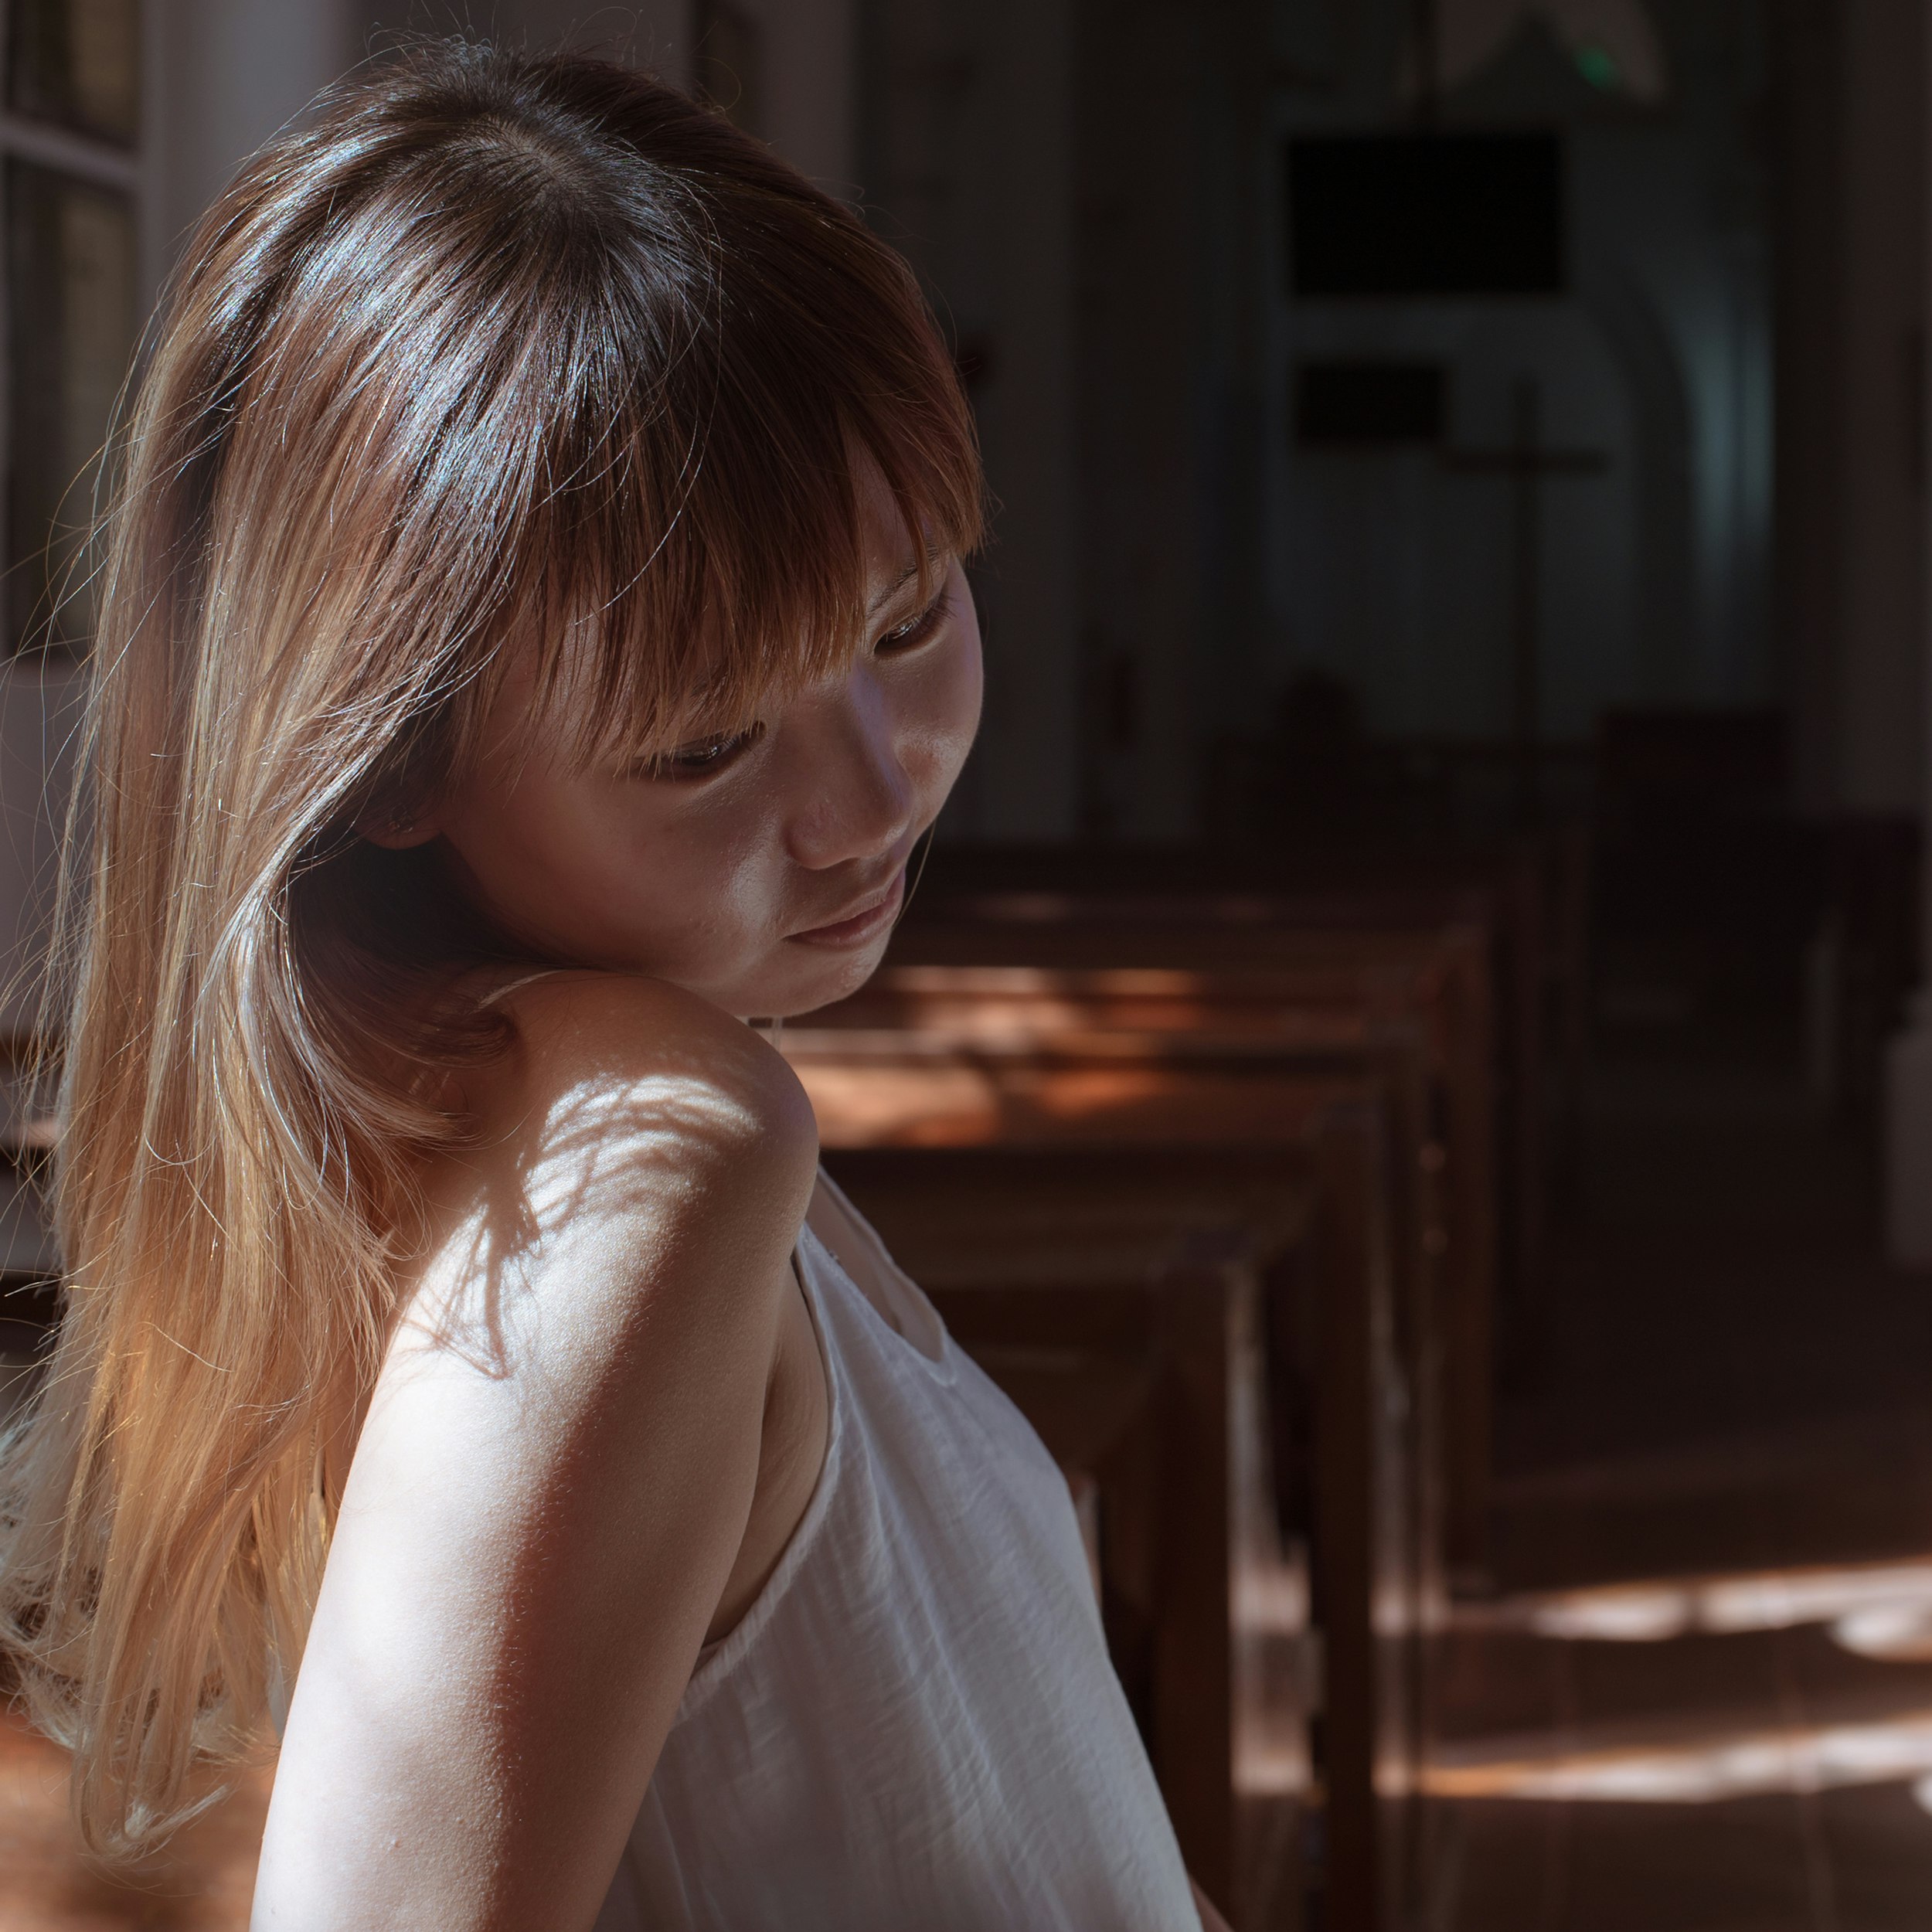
[0, 39, 1228, 1931]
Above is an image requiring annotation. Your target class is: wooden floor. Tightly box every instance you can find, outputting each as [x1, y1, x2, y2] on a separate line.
[8, 1039, 1932, 1929]
[1434, 1038, 1932, 1931]
[1437, 1428, 1932, 1930]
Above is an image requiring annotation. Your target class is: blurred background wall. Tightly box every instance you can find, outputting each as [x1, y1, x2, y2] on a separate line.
[5, 0, 1932, 1094]
[159, 0, 1906, 853]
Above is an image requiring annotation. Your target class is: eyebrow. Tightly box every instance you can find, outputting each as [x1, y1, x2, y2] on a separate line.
[867, 549, 947, 617]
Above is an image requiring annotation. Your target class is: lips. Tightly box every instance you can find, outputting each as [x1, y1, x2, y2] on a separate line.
[787, 868, 906, 948]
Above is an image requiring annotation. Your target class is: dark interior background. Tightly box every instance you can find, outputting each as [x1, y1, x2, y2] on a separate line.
[7, 3, 1932, 1926]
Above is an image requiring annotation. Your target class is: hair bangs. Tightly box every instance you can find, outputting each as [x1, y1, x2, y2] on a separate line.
[522, 434, 981, 777]
[472, 134, 985, 774]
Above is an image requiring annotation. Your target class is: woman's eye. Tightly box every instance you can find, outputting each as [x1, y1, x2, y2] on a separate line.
[645, 723, 764, 780]
[876, 587, 951, 655]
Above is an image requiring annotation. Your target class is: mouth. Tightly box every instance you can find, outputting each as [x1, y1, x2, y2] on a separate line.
[787, 868, 907, 950]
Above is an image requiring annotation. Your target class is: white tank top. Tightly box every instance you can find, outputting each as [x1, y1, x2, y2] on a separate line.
[593, 1181, 1199, 1930]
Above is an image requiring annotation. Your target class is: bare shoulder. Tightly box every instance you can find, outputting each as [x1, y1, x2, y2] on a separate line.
[410, 974, 819, 1322]
[480, 971, 815, 1174]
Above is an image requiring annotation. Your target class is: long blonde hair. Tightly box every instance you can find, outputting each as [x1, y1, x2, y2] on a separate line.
[0, 38, 981, 1859]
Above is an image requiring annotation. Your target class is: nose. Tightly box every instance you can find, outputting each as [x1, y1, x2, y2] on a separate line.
[784, 662, 918, 870]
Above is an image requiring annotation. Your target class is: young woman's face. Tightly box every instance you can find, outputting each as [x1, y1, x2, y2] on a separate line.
[417, 530, 983, 1019]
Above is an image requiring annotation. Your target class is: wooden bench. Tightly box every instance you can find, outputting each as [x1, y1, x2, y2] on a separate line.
[791, 1033, 1427, 1930]
[879, 897, 1502, 1583]
[800, 970, 1454, 1620]
[898, 832, 1570, 1403]
[901, 830, 1586, 1309]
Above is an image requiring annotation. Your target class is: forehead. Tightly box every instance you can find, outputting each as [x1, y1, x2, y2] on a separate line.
[855, 480, 956, 641]
[856, 464, 934, 591]
[466, 448, 960, 780]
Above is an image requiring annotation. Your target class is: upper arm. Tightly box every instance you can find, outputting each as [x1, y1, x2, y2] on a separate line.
[253, 977, 817, 1932]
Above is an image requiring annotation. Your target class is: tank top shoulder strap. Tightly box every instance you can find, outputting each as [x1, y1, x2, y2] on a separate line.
[472, 967, 570, 1011]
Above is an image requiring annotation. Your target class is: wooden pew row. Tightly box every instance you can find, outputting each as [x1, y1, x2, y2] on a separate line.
[825, 1145, 1315, 1930]
[870, 915, 1501, 1583]
[800, 978, 1453, 1682]
[791, 1032, 1430, 1932]
[902, 829, 1583, 1321]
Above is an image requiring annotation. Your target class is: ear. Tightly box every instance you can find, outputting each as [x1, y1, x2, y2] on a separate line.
[359, 805, 444, 851]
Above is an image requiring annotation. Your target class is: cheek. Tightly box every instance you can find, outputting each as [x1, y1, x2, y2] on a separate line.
[556, 796, 775, 954]
[441, 777, 565, 895]
[910, 624, 985, 798]
[438, 781, 605, 946]
[439, 769, 750, 954]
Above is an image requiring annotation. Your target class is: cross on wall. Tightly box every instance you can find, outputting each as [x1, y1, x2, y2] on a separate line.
[1440, 376, 1608, 817]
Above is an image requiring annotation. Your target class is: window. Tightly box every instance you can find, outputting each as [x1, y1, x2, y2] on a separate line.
[2, 0, 141, 653]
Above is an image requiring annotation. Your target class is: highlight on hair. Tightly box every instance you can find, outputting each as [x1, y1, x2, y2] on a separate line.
[0, 36, 981, 1859]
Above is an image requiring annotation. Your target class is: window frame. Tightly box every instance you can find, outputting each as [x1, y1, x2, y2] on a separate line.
[0, 0, 146, 659]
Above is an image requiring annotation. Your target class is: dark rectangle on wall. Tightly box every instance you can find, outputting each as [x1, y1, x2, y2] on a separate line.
[8, 0, 141, 145]
[7, 160, 139, 652]
[1287, 133, 1564, 296]
[1295, 361, 1446, 444]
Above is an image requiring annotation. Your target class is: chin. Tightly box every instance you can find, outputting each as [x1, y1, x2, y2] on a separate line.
[765, 934, 894, 1020]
